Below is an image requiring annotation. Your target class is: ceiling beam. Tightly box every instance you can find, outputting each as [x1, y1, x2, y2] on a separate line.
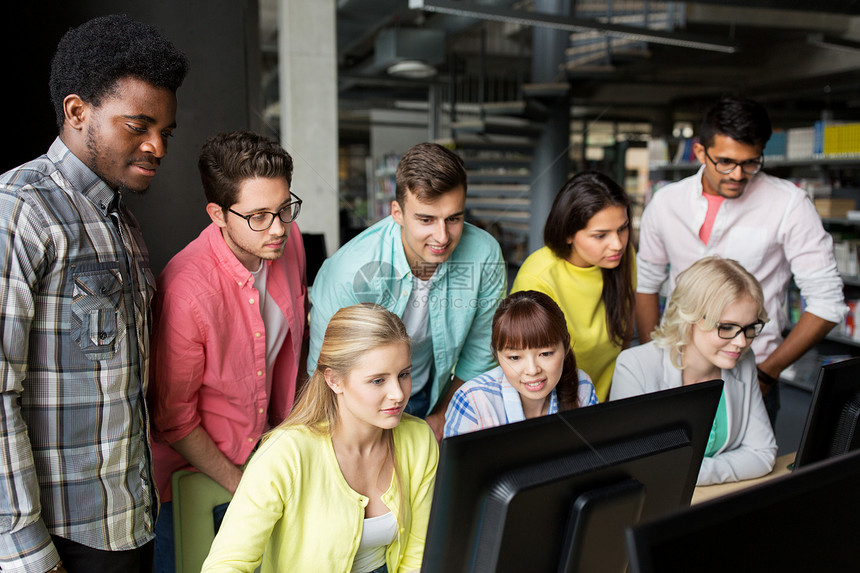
[408, 0, 740, 53]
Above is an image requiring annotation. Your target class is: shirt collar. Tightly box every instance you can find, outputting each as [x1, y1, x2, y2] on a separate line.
[694, 164, 763, 203]
[203, 222, 266, 287]
[387, 217, 449, 281]
[48, 137, 118, 217]
[501, 374, 558, 423]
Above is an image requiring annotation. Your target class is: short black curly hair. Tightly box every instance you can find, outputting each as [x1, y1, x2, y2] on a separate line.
[49, 14, 189, 130]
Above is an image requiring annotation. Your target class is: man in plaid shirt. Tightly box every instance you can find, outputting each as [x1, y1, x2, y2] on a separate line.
[0, 15, 188, 573]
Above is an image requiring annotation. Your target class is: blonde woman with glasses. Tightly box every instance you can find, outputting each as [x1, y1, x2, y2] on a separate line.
[202, 304, 438, 573]
[611, 256, 776, 485]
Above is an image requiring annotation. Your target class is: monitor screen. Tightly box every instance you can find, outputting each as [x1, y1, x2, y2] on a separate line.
[421, 380, 723, 573]
[627, 449, 860, 573]
[793, 356, 860, 470]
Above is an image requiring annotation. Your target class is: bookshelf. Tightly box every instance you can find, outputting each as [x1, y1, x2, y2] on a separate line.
[367, 153, 399, 224]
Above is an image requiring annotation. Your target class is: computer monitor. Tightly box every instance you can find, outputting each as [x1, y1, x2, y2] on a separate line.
[793, 356, 860, 470]
[626, 449, 860, 573]
[421, 380, 723, 573]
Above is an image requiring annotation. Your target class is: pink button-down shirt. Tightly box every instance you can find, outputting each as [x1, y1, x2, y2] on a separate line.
[149, 223, 306, 501]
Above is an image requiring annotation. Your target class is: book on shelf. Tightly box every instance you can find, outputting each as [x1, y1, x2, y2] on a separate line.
[763, 129, 787, 160]
[823, 122, 860, 157]
[647, 139, 669, 166]
[671, 137, 698, 164]
[832, 238, 860, 276]
[790, 178, 832, 199]
[787, 126, 816, 160]
[842, 300, 860, 341]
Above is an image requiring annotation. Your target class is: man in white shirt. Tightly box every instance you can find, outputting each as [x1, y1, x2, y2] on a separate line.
[636, 96, 847, 426]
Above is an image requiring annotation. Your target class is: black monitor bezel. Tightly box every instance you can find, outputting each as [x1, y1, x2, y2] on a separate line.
[421, 380, 723, 573]
[627, 449, 860, 573]
[793, 356, 860, 470]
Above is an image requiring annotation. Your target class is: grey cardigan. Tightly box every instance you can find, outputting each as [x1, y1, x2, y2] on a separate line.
[610, 341, 777, 486]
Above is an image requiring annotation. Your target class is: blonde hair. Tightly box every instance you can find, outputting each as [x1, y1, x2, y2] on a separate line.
[283, 302, 411, 433]
[264, 303, 412, 527]
[653, 256, 768, 368]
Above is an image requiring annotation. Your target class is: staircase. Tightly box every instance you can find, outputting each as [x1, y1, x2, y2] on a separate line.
[566, 1, 679, 73]
[446, 83, 569, 268]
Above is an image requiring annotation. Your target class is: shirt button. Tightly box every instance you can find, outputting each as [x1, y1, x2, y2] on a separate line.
[249, 298, 255, 304]
[257, 370, 264, 376]
[255, 332, 261, 338]
[248, 437, 254, 442]
[259, 408, 264, 414]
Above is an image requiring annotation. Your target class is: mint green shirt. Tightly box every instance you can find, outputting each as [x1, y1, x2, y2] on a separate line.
[308, 216, 506, 412]
[704, 390, 729, 458]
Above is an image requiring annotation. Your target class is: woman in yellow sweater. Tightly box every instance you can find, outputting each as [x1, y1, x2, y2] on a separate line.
[201, 304, 438, 573]
[512, 171, 635, 401]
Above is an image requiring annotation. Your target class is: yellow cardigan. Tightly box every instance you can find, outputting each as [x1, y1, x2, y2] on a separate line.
[201, 415, 439, 573]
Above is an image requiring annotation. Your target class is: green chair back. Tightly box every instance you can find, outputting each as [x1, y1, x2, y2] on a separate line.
[171, 470, 233, 573]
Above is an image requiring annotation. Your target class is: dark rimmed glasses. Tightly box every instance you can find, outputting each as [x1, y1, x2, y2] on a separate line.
[703, 148, 764, 175]
[227, 192, 302, 231]
[716, 320, 765, 340]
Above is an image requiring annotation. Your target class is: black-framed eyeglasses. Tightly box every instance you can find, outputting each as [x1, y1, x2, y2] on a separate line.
[227, 192, 302, 231]
[716, 320, 765, 340]
[703, 148, 764, 175]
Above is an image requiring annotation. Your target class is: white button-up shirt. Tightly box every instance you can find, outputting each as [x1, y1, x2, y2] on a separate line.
[637, 167, 847, 362]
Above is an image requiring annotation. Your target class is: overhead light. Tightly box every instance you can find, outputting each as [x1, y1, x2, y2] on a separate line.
[387, 60, 438, 79]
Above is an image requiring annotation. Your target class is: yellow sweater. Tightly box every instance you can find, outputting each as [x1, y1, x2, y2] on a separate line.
[201, 415, 438, 573]
[512, 247, 633, 401]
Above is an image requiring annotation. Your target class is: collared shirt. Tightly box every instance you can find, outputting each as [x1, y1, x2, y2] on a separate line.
[0, 138, 156, 573]
[442, 365, 599, 438]
[149, 223, 307, 501]
[637, 167, 847, 362]
[308, 216, 506, 412]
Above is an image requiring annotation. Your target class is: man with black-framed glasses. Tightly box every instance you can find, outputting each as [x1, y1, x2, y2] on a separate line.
[147, 131, 308, 573]
[636, 96, 847, 430]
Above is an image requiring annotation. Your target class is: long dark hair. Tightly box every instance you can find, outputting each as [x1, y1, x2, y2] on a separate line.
[491, 291, 581, 411]
[543, 171, 635, 346]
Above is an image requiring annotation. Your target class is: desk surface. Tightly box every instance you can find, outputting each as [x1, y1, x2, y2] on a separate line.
[691, 452, 796, 505]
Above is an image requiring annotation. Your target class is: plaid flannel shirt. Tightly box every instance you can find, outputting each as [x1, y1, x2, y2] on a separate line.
[0, 138, 157, 573]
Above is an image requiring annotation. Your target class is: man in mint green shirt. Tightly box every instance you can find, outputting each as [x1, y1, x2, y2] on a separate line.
[309, 143, 506, 440]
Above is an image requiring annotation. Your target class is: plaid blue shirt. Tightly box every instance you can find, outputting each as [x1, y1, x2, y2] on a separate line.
[0, 139, 157, 573]
[443, 365, 599, 438]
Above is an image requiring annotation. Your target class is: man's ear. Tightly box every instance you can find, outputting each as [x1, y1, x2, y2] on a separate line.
[390, 198, 404, 226]
[324, 368, 343, 394]
[62, 94, 88, 131]
[206, 203, 228, 228]
[693, 142, 706, 165]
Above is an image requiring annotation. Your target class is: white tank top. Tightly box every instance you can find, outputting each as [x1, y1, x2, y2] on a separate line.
[350, 511, 397, 573]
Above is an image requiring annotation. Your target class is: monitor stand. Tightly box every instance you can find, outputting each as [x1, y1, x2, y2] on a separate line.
[559, 478, 646, 573]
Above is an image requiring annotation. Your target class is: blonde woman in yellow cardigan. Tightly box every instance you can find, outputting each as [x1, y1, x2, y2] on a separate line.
[202, 304, 438, 573]
[512, 172, 636, 401]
